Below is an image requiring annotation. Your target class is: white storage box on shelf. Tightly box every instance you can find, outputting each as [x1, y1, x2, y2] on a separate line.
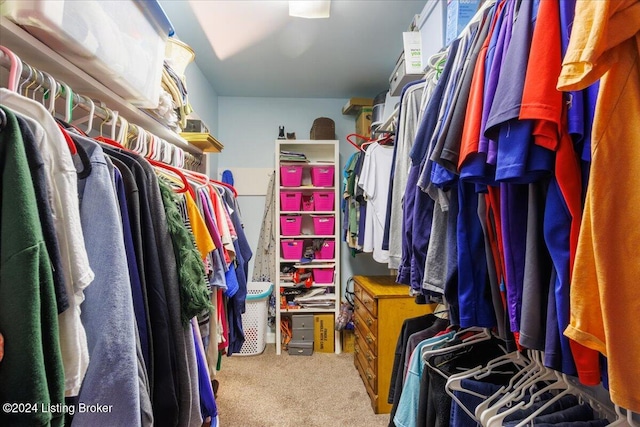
[1, 0, 172, 108]
[236, 282, 274, 356]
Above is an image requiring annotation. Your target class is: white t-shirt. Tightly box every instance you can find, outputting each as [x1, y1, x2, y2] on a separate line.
[1, 89, 94, 396]
[357, 142, 394, 264]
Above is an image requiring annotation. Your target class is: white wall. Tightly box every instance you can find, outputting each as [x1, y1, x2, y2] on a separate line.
[217, 96, 390, 298]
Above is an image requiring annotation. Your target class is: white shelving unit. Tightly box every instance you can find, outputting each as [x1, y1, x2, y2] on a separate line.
[275, 140, 341, 355]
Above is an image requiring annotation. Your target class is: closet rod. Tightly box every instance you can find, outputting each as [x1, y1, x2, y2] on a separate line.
[373, 105, 399, 135]
[1, 50, 134, 132]
[0, 50, 202, 168]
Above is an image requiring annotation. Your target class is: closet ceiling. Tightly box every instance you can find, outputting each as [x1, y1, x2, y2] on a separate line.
[160, 0, 426, 98]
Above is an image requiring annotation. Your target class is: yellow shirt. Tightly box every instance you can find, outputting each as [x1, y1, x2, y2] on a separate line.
[557, 0, 640, 413]
[185, 191, 215, 260]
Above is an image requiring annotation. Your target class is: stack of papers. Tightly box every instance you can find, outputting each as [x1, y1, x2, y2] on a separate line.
[280, 150, 309, 162]
[294, 288, 336, 308]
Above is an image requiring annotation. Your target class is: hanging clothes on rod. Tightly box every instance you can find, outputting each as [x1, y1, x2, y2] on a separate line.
[1, 46, 249, 427]
[374, 0, 639, 423]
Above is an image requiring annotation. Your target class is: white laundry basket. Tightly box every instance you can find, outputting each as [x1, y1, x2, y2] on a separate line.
[236, 282, 273, 356]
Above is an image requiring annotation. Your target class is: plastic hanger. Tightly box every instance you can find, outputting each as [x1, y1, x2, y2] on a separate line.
[71, 97, 96, 134]
[116, 116, 129, 146]
[17, 63, 33, 94]
[423, 328, 494, 361]
[183, 169, 238, 198]
[346, 133, 369, 151]
[0, 46, 22, 91]
[477, 351, 547, 424]
[487, 369, 571, 427]
[42, 72, 57, 115]
[59, 82, 74, 123]
[607, 405, 639, 427]
[98, 131, 191, 196]
[108, 110, 119, 141]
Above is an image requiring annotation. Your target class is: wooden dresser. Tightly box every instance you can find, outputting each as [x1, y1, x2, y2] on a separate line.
[352, 275, 433, 414]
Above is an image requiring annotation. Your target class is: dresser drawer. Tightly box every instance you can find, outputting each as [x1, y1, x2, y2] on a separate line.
[291, 327, 313, 341]
[354, 340, 377, 376]
[354, 299, 378, 336]
[354, 311, 377, 355]
[354, 282, 378, 317]
[355, 345, 377, 393]
[291, 314, 314, 329]
[355, 353, 378, 409]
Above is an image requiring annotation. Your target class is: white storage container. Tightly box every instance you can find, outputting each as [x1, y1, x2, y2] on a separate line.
[2, 0, 172, 108]
[236, 282, 274, 356]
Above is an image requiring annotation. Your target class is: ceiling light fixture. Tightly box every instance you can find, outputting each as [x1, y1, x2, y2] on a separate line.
[289, 0, 331, 19]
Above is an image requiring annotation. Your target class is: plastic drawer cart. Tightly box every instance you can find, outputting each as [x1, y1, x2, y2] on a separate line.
[236, 282, 274, 356]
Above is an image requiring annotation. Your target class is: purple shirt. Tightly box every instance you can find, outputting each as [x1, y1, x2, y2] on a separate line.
[478, 0, 516, 165]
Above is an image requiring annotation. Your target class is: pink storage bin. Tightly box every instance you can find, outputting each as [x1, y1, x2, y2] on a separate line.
[281, 192, 302, 211]
[281, 240, 304, 260]
[314, 192, 334, 211]
[314, 241, 335, 260]
[313, 268, 335, 284]
[280, 215, 302, 236]
[280, 165, 303, 187]
[311, 165, 335, 187]
[302, 195, 315, 211]
[312, 215, 335, 235]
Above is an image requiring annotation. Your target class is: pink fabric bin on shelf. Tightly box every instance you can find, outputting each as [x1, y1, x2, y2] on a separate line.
[311, 165, 334, 187]
[313, 268, 335, 284]
[313, 192, 334, 211]
[280, 215, 302, 236]
[314, 241, 335, 260]
[280, 165, 303, 187]
[312, 215, 335, 235]
[281, 240, 304, 260]
[302, 195, 315, 211]
[280, 192, 302, 211]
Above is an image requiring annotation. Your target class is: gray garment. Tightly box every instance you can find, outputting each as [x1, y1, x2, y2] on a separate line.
[252, 172, 277, 283]
[439, 7, 495, 170]
[477, 194, 507, 340]
[388, 83, 426, 270]
[423, 189, 449, 294]
[135, 319, 154, 427]
[70, 135, 140, 426]
[519, 182, 551, 350]
[425, 20, 480, 178]
[140, 160, 202, 427]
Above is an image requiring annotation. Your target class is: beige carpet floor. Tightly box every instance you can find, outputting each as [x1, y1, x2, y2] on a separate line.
[215, 344, 390, 427]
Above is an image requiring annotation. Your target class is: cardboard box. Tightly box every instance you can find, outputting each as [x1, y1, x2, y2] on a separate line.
[356, 107, 373, 139]
[342, 329, 355, 353]
[342, 97, 374, 115]
[402, 32, 423, 75]
[389, 32, 423, 96]
[314, 314, 335, 353]
[446, 0, 480, 45]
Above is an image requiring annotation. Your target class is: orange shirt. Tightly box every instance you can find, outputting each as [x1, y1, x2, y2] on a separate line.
[184, 191, 215, 260]
[557, 0, 640, 413]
